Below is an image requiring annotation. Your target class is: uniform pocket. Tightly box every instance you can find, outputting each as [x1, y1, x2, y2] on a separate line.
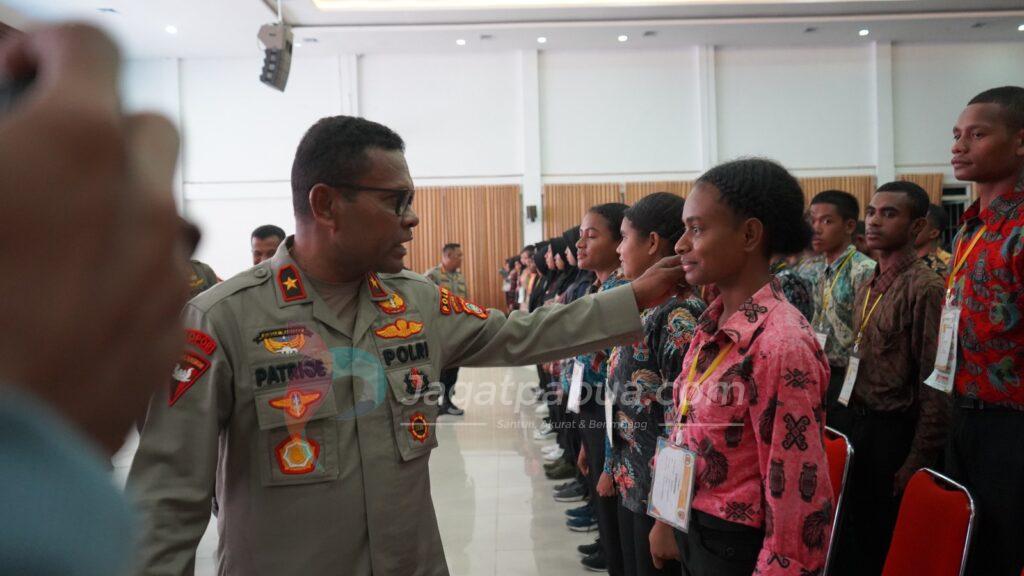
[386, 364, 440, 462]
[253, 382, 340, 487]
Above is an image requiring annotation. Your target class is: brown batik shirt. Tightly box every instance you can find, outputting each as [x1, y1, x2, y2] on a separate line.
[849, 250, 950, 469]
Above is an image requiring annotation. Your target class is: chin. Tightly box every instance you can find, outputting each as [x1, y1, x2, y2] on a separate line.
[379, 259, 405, 274]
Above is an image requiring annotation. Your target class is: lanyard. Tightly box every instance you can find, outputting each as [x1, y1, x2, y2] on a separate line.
[853, 287, 885, 353]
[945, 225, 987, 297]
[679, 341, 735, 418]
[821, 249, 855, 316]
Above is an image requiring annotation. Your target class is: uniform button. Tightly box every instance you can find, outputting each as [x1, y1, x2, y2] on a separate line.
[255, 268, 268, 278]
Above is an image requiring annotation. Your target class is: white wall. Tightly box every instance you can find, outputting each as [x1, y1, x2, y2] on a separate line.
[122, 40, 1023, 274]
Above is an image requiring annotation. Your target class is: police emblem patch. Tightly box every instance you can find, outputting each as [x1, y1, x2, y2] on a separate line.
[277, 265, 307, 302]
[275, 434, 320, 475]
[377, 292, 407, 315]
[186, 328, 217, 356]
[254, 326, 311, 355]
[170, 351, 210, 406]
[375, 319, 424, 339]
[404, 367, 429, 396]
[268, 389, 323, 419]
[408, 412, 430, 443]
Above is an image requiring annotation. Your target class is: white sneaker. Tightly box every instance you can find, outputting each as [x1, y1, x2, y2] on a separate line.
[544, 448, 565, 462]
[533, 422, 555, 440]
[535, 404, 550, 417]
[541, 444, 561, 455]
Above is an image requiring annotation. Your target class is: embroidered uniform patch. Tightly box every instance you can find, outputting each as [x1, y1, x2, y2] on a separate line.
[277, 265, 307, 302]
[408, 412, 430, 443]
[170, 351, 210, 406]
[367, 273, 388, 299]
[268, 389, 323, 419]
[382, 341, 430, 367]
[405, 367, 429, 396]
[186, 329, 217, 356]
[377, 292, 407, 315]
[275, 435, 320, 475]
[375, 319, 424, 339]
[254, 326, 310, 355]
[439, 287, 453, 315]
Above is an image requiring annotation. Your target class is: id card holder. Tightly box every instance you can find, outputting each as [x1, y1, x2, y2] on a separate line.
[647, 437, 698, 532]
[925, 306, 961, 394]
[815, 331, 828, 351]
[838, 355, 860, 406]
[604, 386, 615, 446]
[567, 360, 584, 414]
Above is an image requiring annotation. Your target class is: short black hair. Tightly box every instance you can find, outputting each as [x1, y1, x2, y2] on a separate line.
[810, 190, 860, 223]
[697, 158, 812, 256]
[291, 116, 406, 218]
[587, 203, 629, 242]
[925, 204, 947, 231]
[521, 245, 536, 256]
[251, 224, 286, 241]
[624, 192, 686, 245]
[875, 181, 930, 220]
[969, 86, 1024, 132]
[442, 243, 461, 255]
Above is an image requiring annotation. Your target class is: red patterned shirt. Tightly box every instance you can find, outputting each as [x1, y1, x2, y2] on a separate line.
[669, 279, 833, 575]
[951, 169, 1024, 408]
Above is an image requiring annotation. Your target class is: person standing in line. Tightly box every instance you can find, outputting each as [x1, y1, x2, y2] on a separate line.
[944, 86, 1024, 576]
[426, 243, 468, 416]
[828, 181, 948, 576]
[251, 224, 286, 265]
[915, 204, 951, 277]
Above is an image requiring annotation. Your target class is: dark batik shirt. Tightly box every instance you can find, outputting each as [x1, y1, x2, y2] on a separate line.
[604, 296, 706, 514]
[850, 251, 950, 469]
[771, 260, 813, 321]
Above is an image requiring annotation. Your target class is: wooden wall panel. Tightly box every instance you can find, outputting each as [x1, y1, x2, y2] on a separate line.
[624, 181, 694, 205]
[404, 185, 521, 311]
[897, 173, 945, 205]
[543, 183, 622, 238]
[798, 176, 877, 217]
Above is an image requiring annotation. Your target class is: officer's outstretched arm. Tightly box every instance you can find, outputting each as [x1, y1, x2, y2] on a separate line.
[126, 303, 234, 576]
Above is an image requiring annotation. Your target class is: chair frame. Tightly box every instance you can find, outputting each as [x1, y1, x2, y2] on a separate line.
[823, 426, 853, 576]
[916, 468, 977, 576]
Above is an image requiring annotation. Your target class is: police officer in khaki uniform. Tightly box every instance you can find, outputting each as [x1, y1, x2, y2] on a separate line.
[425, 243, 467, 415]
[187, 260, 219, 299]
[127, 116, 683, 576]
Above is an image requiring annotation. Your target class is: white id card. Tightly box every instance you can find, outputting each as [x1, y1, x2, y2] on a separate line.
[838, 356, 860, 406]
[815, 331, 829, 351]
[567, 360, 584, 414]
[925, 306, 960, 394]
[647, 437, 698, 532]
[605, 387, 615, 446]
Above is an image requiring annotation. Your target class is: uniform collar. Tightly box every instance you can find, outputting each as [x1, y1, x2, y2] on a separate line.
[698, 278, 787, 352]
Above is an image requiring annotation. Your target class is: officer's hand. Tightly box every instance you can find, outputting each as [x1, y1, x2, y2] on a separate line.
[649, 520, 680, 569]
[631, 255, 689, 310]
[0, 24, 190, 453]
[577, 444, 589, 476]
[596, 472, 615, 497]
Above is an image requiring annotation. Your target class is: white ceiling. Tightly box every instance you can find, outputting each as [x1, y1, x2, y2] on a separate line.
[2, 0, 1022, 58]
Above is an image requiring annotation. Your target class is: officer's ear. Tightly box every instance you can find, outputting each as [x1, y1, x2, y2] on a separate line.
[308, 184, 339, 226]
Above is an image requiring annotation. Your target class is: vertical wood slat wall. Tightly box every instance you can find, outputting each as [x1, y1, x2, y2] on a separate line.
[798, 176, 877, 217]
[543, 183, 622, 238]
[403, 185, 522, 311]
[624, 181, 694, 205]
[896, 173, 945, 205]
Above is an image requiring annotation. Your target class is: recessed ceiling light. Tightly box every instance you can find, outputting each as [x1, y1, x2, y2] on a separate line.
[617, 34, 628, 42]
[97, 7, 119, 14]
[1018, 24, 1024, 32]
[858, 29, 870, 37]
[295, 42, 303, 48]
[165, 25, 178, 35]
[804, 26, 818, 34]
[643, 30, 657, 37]
[455, 38, 466, 46]
[537, 36, 547, 44]
[302, 37, 319, 43]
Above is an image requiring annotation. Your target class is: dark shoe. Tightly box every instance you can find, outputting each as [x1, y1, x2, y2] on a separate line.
[565, 504, 592, 518]
[566, 515, 598, 532]
[445, 403, 464, 416]
[543, 457, 568, 471]
[577, 540, 600, 556]
[545, 461, 576, 480]
[553, 480, 579, 492]
[581, 550, 607, 571]
[554, 482, 586, 502]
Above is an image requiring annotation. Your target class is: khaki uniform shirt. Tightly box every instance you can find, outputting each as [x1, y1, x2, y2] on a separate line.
[188, 260, 219, 299]
[128, 238, 642, 576]
[425, 265, 467, 298]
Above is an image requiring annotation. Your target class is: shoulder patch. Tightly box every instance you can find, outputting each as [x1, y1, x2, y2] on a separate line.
[170, 351, 210, 406]
[278, 265, 307, 302]
[188, 265, 273, 312]
[375, 318, 424, 339]
[186, 329, 217, 356]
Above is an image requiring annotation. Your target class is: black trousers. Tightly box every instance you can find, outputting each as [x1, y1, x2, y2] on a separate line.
[828, 405, 916, 576]
[618, 504, 681, 576]
[824, 363, 846, 419]
[580, 408, 624, 576]
[673, 510, 763, 576]
[945, 403, 1024, 576]
[440, 367, 459, 407]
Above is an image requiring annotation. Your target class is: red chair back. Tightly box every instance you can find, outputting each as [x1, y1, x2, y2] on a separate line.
[822, 427, 853, 576]
[882, 469, 975, 576]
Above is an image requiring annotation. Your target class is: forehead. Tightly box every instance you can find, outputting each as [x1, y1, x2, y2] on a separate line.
[683, 182, 728, 220]
[956, 103, 1005, 128]
[869, 191, 910, 211]
[363, 148, 413, 187]
[808, 202, 841, 218]
[580, 211, 608, 232]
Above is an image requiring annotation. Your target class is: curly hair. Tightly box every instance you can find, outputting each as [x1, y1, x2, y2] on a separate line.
[696, 158, 812, 256]
[624, 192, 686, 245]
[587, 203, 629, 242]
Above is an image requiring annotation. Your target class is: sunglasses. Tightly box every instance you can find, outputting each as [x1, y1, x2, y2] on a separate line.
[333, 183, 415, 217]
